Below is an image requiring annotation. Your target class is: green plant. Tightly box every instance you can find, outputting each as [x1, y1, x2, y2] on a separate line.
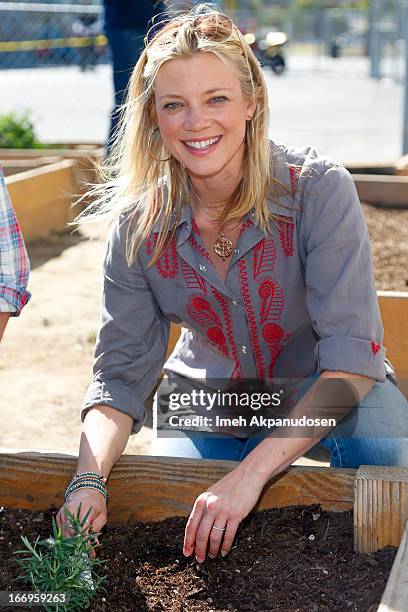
[14, 505, 107, 611]
[0, 112, 43, 149]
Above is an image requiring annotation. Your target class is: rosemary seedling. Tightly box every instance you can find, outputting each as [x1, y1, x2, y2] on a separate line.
[14, 505, 107, 611]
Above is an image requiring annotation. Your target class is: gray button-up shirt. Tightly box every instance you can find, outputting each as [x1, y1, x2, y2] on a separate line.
[82, 141, 386, 432]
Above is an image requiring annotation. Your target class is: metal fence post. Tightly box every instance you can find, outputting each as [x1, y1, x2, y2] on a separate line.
[403, 0, 408, 154]
[370, 0, 384, 79]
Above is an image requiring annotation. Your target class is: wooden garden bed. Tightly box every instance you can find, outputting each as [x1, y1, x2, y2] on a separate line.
[0, 145, 102, 189]
[345, 158, 408, 208]
[1, 145, 103, 241]
[353, 174, 408, 209]
[0, 453, 407, 610]
[4, 160, 80, 241]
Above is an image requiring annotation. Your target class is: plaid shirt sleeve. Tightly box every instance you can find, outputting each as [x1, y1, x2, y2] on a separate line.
[0, 165, 31, 315]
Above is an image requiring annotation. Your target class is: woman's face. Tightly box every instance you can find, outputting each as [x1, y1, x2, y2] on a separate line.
[153, 53, 255, 182]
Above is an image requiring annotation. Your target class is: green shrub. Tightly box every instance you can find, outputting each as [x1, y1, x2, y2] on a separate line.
[14, 505, 107, 611]
[0, 112, 42, 149]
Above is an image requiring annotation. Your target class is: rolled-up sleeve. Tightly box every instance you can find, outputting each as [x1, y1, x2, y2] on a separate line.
[81, 215, 170, 432]
[0, 166, 31, 315]
[302, 163, 386, 381]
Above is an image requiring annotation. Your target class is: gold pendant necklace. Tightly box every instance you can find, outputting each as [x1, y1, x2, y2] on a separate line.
[214, 232, 233, 261]
[190, 185, 236, 261]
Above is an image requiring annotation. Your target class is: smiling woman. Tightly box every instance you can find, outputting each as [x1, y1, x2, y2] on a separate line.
[154, 54, 255, 184]
[58, 3, 408, 566]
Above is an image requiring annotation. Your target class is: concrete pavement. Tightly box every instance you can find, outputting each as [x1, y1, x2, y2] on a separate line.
[0, 53, 404, 163]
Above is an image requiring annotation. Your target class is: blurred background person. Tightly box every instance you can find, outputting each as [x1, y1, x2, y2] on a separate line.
[72, 0, 100, 72]
[0, 165, 31, 343]
[103, 0, 167, 150]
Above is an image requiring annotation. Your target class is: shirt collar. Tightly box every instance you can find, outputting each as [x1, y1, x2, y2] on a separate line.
[151, 200, 192, 245]
[267, 141, 297, 219]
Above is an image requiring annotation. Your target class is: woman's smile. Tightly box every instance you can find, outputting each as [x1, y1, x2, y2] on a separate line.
[181, 135, 222, 156]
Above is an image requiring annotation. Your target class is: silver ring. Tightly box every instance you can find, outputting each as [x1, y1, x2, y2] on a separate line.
[212, 524, 226, 532]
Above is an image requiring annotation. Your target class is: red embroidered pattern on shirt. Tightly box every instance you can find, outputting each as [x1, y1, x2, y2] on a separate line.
[277, 218, 294, 257]
[154, 234, 178, 278]
[206, 326, 229, 356]
[212, 288, 242, 379]
[289, 164, 301, 197]
[187, 295, 221, 327]
[240, 218, 253, 235]
[189, 234, 212, 263]
[258, 278, 285, 324]
[371, 341, 381, 355]
[238, 258, 266, 379]
[262, 324, 293, 377]
[145, 234, 153, 256]
[191, 218, 200, 235]
[181, 260, 207, 293]
[253, 238, 277, 279]
[186, 294, 229, 357]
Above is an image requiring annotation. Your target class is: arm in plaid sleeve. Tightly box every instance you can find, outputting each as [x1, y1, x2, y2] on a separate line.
[0, 165, 31, 315]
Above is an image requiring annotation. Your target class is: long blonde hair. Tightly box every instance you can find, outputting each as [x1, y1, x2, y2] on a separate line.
[76, 4, 275, 266]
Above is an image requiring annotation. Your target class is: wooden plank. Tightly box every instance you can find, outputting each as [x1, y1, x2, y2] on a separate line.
[378, 292, 408, 399]
[5, 160, 79, 241]
[167, 323, 182, 358]
[354, 466, 408, 553]
[0, 148, 102, 193]
[377, 521, 408, 612]
[0, 452, 355, 524]
[346, 162, 395, 175]
[395, 154, 408, 176]
[1, 158, 62, 176]
[0, 147, 102, 160]
[353, 174, 408, 208]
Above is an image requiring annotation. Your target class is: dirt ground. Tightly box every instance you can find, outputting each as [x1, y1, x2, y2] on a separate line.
[0, 203, 407, 456]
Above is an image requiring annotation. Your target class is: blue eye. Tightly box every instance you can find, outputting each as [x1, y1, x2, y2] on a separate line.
[211, 96, 227, 103]
[163, 102, 181, 110]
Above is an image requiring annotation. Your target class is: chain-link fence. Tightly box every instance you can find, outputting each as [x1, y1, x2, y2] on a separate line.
[0, 1, 406, 145]
[0, 1, 111, 143]
[0, 1, 107, 70]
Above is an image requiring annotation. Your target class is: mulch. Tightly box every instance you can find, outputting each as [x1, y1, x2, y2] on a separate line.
[0, 504, 396, 612]
[362, 203, 408, 291]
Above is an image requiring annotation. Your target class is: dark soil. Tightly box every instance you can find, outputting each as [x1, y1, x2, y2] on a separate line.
[0, 504, 396, 612]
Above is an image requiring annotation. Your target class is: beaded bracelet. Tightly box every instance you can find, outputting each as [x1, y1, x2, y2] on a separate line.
[65, 482, 109, 503]
[65, 482, 108, 503]
[65, 472, 109, 503]
[66, 474, 107, 490]
[70, 472, 107, 484]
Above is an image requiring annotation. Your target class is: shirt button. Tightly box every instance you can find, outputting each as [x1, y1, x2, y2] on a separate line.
[199, 264, 206, 272]
[232, 299, 239, 306]
[234, 247, 240, 254]
[241, 345, 248, 354]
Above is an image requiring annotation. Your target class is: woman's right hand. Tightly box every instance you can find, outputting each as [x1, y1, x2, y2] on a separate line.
[55, 489, 107, 555]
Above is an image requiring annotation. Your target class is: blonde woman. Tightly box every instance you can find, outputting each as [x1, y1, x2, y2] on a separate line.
[57, 5, 408, 563]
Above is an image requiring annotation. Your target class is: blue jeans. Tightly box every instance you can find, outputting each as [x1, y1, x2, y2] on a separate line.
[151, 378, 408, 468]
[105, 28, 145, 148]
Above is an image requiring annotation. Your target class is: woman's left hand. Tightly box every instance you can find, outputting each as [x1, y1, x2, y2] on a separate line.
[183, 465, 265, 562]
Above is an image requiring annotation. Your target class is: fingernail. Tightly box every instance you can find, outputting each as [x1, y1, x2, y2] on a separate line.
[221, 551, 227, 557]
[183, 549, 191, 557]
[196, 556, 203, 564]
[208, 554, 216, 559]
